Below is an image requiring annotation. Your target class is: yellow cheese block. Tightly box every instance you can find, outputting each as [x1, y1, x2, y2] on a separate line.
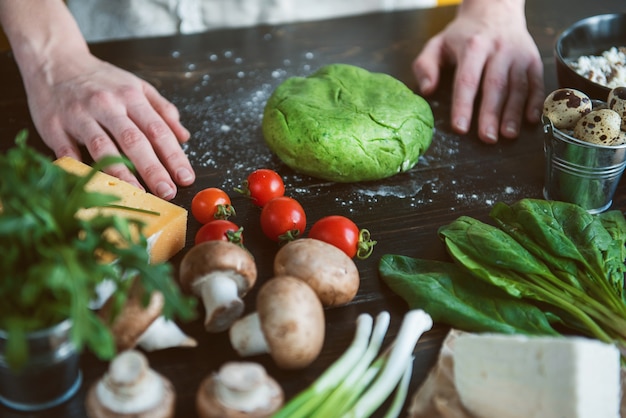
[54, 156, 187, 264]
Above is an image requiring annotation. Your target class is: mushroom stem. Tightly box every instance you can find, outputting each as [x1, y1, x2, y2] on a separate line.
[215, 362, 281, 412]
[229, 312, 270, 357]
[137, 316, 197, 351]
[95, 350, 167, 414]
[194, 272, 245, 332]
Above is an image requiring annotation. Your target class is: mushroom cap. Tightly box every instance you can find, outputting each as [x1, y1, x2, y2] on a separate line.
[543, 88, 592, 130]
[99, 279, 164, 351]
[273, 238, 359, 306]
[179, 240, 257, 295]
[257, 276, 325, 369]
[196, 362, 284, 418]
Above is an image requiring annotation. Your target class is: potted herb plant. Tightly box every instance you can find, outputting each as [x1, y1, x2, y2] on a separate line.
[0, 131, 196, 411]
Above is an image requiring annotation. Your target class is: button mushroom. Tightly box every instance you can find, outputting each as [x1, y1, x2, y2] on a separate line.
[85, 350, 175, 418]
[273, 238, 359, 307]
[196, 361, 284, 418]
[99, 279, 197, 352]
[573, 108, 623, 146]
[179, 240, 257, 332]
[229, 275, 325, 369]
[543, 88, 592, 130]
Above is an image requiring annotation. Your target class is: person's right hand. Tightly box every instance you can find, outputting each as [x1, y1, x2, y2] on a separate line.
[412, 0, 544, 144]
[21, 51, 195, 200]
[0, 0, 195, 200]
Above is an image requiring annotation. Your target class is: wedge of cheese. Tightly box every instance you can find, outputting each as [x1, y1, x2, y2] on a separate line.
[454, 333, 620, 418]
[54, 156, 187, 264]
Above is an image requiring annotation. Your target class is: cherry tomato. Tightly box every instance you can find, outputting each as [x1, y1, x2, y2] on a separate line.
[194, 219, 243, 246]
[238, 169, 285, 207]
[260, 196, 306, 243]
[191, 187, 235, 224]
[308, 215, 376, 259]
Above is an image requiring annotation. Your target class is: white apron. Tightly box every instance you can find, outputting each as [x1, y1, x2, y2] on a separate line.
[67, 0, 445, 42]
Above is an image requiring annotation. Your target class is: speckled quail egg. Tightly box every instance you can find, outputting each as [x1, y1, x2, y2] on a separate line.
[543, 88, 592, 130]
[608, 86, 626, 131]
[615, 131, 626, 145]
[573, 108, 622, 145]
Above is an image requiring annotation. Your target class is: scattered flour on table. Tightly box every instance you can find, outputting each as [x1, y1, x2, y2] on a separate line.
[166, 44, 319, 190]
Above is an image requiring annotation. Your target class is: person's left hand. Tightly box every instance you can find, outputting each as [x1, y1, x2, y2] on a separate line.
[411, 1, 544, 143]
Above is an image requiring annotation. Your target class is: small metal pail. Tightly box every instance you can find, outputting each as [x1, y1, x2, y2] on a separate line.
[0, 319, 82, 411]
[543, 116, 626, 214]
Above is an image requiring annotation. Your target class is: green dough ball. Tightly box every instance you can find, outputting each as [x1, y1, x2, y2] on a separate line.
[262, 64, 434, 182]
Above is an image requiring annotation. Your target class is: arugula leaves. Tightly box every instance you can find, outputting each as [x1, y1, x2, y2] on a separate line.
[379, 199, 626, 349]
[0, 131, 196, 368]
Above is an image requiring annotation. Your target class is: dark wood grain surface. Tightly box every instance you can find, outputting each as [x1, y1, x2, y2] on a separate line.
[1, 1, 625, 416]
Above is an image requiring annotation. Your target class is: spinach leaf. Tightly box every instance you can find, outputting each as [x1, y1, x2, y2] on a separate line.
[438, 201, 626, 346]
[491, 201, 613, 293]
[438, 216, 556, 298]
[490, 200, 626, 316]
[379, 254, 559, 335]
[598, 210, 626, 297]
[380, 198, 626, 351]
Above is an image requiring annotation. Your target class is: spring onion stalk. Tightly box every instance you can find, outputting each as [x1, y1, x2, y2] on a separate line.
[272, 314, 374, 418]
[344, 309, 433, 418]
[310, 312, 391, 418]
[383, 356, 414, 418]
[272, 310, 433, 418]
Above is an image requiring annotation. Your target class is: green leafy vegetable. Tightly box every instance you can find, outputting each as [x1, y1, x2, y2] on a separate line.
[379, 198, 626, 352]
[598, 209, 626, 299]
[0, 131, 196, 368]
[379, 255, 559, 335]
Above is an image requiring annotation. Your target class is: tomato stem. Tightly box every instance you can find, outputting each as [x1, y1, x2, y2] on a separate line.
[225, 227, 245, 247]
[233, 181, 250, 198]
[215, 203, 236, 220]
[356, 229, 377, 259]
[278, 229, 301, 245]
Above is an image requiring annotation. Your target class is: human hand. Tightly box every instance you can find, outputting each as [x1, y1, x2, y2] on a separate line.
[412, 0, 544, 143]
[23, 52, 195, 200]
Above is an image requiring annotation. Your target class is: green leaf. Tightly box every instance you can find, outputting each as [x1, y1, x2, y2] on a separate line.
[598, 210, 626, 296]
[378, 254, 559, 335]
[0, 132, 196, 367]
[438, 216, 553, 299]
[429, 199, 626, 347]
[491, 200, 610, 285]
[490, 200, 626, 317]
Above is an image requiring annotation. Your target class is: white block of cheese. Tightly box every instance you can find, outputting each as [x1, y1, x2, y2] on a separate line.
[453, 333, 620, 418]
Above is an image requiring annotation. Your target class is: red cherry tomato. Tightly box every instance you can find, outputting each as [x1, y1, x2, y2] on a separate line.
[260, 196, 306, 243]
[191, 187, 235, 224]
[238, 169, 285, 207]
[194, 219, 243, 246]
[308, 215, 376, 259]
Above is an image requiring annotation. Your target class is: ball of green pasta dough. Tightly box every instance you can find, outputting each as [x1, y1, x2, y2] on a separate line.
[262, 64, 434, 182]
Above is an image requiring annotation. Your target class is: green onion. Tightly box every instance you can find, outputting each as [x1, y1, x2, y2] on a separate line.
[273, 309, 433, 418]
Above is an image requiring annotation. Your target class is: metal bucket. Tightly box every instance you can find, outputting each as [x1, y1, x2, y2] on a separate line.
[0, 319, 82, 411]
[543, 116, 626, 214]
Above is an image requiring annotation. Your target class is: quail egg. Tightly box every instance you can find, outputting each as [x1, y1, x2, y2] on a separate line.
[543, 88, 592, 130]
[573, 108, 622, 145]
[608, 86, 626, 131]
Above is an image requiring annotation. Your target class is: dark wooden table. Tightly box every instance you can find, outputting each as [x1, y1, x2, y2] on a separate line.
[2, 0, 625, 416]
